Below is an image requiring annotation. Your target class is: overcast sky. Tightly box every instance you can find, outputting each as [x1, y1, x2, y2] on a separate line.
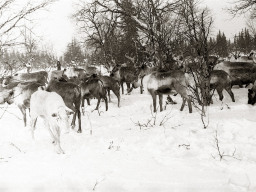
[34, 0, 248, 57]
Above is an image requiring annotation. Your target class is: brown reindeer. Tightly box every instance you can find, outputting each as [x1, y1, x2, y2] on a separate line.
[110, 64, 139, 94]
[210, 70, 235, 102]
[99, 75, 120, 107]
[80, 76, 108, 113]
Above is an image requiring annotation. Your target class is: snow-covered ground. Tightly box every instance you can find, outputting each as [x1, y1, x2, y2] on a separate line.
[1, 85, 256, 192]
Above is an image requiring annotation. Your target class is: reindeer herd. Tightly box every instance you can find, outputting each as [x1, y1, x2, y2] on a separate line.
[1, 51, 256, 153]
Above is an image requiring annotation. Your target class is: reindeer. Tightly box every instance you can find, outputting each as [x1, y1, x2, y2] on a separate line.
[214, 61, 256, 87]
[84, 65, 100, 75]
[142, 70, 192, 113]
[63, 67, 87, 79]
[248, 80, 256, 105]
[110, 53, 143, 94]
[30, 89, 72, 154]
[49, 69, 66, 81]
[99, 75, 120, 107]
[210, 70, 235, 102]
[2, 71, 48, 87]
[80, 75, 108, 113]
[0, 82, 44, 126]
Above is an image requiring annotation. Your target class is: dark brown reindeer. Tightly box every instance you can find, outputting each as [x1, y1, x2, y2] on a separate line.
[80, 75, 108, 113]
[110, 53, 142, 94]
[99, 75, 120, 107]
[46, 79, 82, 133]
[110, 63, 138, 94]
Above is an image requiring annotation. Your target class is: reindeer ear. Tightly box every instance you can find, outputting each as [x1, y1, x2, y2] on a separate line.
[38, 86, 45, 91]
[65, 107, 74, 116]
[66, 110, 74, 116]
[52, 113, 57, 117]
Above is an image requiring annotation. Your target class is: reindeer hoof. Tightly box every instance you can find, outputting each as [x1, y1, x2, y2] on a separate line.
[55, 147, 65, 154]
[77, 129, 82, 133]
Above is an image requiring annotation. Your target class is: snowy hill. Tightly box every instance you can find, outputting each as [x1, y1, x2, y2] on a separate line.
[0, 86, 256, 192]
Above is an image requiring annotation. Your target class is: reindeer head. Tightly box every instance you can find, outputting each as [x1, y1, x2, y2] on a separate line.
[110, 64, 123, 80]
[51, 106, 73, 134]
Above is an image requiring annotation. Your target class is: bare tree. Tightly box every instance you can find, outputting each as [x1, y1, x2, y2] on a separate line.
[179, 0, 213, 108]
[0, 0, 55, 49]
[73, 1, 120, 69]
[18, 24, 39, 71]
[229, 0, 256, 18]
[73, 0, 183, 69]
[246, 16, 256, 36]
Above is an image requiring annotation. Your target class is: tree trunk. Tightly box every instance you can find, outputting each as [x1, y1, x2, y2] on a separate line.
[201, 61, 211, 106]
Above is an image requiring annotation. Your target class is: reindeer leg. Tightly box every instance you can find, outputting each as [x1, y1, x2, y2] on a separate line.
[81, 97, 85, 115]
[108, 89, 111, 102]
[30, 116, 38, 140]
[113, 89, 121, 107]
[180, 97, 186, 111]
[225, 87, 235, 102]
[159, 94, 163, 112]
[49, 122, 64, 154]
[121, 82, 124, 94]
[95, 97, 101, 110]
[66, 104, 76, 129]
[216, 88, 224, 101]
[150, 91, 157, 112]
[126, 83, 131, 93]
[77, 109, 81, 133]
[187, 99, 192, 113]
[18, 105, 27, 127]
[104, 96, 108, 111]
[87, 98, 90, 105]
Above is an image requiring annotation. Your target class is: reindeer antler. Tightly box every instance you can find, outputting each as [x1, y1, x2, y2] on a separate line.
[125, 53, 135, 64]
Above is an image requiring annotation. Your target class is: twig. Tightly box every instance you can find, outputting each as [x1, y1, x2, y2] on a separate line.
[93, 177, 105, 191]
[0, 106, 23, 120]
[178, 144, 190, 150]
[159, 111, 173, 126]
[85, 109, 93, 135]
[212, 130, 241, 161]
[0, 104, 9, 119]
[10, 142, 25, 153]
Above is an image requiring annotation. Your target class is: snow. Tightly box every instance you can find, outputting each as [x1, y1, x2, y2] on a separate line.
[1, 85, 256, 192]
